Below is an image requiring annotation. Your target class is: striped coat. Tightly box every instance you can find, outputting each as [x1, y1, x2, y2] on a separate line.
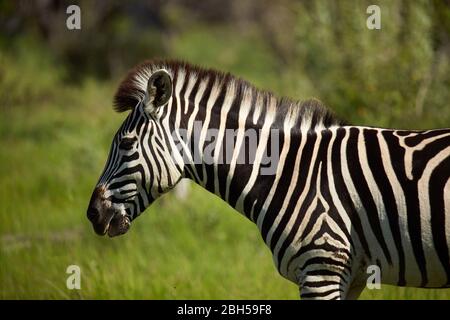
[87, 60, 450, 299]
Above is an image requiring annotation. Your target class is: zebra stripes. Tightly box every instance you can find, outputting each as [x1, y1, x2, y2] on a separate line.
[88, 60, 450, 299]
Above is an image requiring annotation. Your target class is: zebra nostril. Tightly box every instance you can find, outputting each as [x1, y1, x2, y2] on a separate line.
[87, 207, 99, 221]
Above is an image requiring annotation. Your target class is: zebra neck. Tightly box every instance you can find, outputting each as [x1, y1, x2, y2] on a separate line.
[178, 114, 316, 223]
[168, 73, 344, 222]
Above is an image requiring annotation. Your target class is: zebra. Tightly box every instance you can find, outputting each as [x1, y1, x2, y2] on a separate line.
[87, 60, 450, 299]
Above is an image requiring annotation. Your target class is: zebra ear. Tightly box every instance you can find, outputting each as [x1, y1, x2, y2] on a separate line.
[145, 69, 172, 111]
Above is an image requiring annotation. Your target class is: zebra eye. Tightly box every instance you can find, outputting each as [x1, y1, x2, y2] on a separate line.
[119, 137, 137, 150]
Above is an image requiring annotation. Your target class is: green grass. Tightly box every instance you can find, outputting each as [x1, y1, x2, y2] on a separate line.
[0, 79, 449, 300]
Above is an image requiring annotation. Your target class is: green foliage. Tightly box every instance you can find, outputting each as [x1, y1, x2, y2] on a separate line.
[291, 0, 450, 128]
[168, 26, 279, 90]
[0, 37, 64, 108]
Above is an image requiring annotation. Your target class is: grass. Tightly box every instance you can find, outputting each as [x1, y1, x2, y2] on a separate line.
[0, 79, 449, 300]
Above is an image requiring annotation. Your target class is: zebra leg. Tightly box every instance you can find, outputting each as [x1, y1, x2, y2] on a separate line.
[299, 271, 350, 300]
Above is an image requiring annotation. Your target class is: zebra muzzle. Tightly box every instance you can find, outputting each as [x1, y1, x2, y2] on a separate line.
[87, 205, 116, 236]
[107, 213, 131, 238]
[87, 185, 132, 237]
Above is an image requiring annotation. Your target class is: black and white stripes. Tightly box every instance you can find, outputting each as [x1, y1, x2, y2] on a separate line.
[88, 60, 450, 299]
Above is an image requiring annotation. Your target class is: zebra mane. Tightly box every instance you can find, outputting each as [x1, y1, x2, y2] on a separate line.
[113, 59, 346, 128]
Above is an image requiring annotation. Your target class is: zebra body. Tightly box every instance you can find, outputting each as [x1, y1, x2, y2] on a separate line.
[87, 60, 450, 299]
[269, 126, 450, 295]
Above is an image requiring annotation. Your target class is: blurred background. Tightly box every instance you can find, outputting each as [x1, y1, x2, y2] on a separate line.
[0, 0, 449, 299]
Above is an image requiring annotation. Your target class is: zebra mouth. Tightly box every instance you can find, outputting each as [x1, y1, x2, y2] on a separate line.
[90, 206, 115, 236]
[106, 213, 131, 237]
[90, 206, 130, 237]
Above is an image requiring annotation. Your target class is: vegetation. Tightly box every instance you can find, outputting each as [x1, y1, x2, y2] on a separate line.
[1, 0, 449, 299]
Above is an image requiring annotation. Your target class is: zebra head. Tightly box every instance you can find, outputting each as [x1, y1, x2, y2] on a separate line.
[87, 68, 183, 237]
